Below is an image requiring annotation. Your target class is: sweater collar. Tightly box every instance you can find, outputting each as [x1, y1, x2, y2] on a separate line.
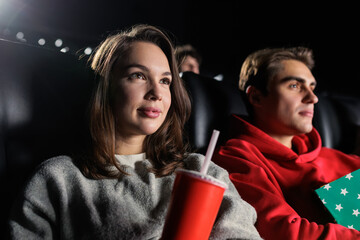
[114, 153, 147, 168]
[230, 115, 322, 162]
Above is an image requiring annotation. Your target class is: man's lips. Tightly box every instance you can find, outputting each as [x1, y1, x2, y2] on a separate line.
[138, 107, 162, 118]
[299, 110, 314, 117]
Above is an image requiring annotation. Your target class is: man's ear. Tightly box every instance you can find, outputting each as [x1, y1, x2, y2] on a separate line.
[247, 86, 263, 107]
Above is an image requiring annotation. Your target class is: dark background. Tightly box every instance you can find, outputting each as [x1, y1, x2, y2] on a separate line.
[1, 0, 359, 95]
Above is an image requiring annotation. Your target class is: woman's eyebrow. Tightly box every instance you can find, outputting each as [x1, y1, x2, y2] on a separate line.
[162, 71, 172, 77]
[124, 64, 172, 77]
[124, 63, 149, 72]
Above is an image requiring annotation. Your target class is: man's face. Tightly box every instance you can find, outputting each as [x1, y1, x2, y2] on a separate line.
[180, 56, 200, 74]
[253, 59, 318, 138]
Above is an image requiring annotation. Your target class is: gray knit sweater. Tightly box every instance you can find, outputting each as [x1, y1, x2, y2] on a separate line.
[9, 153, 261, 239]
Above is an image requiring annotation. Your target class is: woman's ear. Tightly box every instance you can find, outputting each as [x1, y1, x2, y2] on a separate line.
[247, 86, 263, 107]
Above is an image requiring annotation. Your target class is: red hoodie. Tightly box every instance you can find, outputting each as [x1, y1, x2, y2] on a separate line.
[213, 115, 360, 240]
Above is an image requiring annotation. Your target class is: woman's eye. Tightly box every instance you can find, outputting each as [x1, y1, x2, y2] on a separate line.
[129, 72, 145, 80]
[160, 78, 172, 85]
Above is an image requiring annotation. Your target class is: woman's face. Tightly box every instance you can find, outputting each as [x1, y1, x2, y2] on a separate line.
[112, 41, 172, 141]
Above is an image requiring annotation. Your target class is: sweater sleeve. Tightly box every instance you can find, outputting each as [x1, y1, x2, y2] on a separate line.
[9, 156, 81, 240]
[185, 153, 263, 239]
[9, 199, 56, 240]
[9, 163, 60, 240]
[214, 148, 360, 240]
[208, 164, 263, 240]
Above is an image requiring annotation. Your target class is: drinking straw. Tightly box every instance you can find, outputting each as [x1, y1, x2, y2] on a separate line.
[200, 130, 220, 175]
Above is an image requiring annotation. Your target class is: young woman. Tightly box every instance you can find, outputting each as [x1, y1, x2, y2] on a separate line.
[9, 24, 261, 239]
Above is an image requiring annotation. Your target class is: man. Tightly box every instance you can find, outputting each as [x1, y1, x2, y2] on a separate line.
[213, 47, 360, 239]
[175, 44, 201, 74]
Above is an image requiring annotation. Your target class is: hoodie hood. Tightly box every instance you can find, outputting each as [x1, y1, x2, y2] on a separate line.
[230, 114, 322, 163]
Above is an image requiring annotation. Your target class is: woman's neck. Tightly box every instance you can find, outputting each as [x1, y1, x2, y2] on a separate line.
[115, 135, 145, 155]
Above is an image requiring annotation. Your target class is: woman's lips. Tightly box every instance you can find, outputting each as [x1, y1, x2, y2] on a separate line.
[138, 107, 162, 118]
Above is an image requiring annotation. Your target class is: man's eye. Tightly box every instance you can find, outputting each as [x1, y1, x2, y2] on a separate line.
[160, 78, 171, 85]
[289, 83, 299, 89]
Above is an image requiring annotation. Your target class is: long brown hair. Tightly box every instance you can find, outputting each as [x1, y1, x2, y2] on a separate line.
[81, 24, 191, 179]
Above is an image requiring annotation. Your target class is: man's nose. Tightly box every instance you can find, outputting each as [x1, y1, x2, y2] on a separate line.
[304, 88, 318, 104]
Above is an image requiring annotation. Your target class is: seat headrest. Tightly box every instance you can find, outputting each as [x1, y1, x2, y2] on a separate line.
[309, 92, 360, 153]
[181, 72, 247, 153]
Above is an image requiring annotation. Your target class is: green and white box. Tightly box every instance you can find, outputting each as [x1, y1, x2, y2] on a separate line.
[315, 168, 360, 230]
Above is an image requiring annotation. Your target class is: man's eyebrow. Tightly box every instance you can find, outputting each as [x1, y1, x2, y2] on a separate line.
[280, 76, 305, 83]
[280, 76, 317, 86]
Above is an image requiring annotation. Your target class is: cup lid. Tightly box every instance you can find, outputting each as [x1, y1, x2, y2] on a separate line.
[175, 169, 228, 189]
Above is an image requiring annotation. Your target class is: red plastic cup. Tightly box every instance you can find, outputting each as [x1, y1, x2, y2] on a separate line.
[161, 169, 228, 240]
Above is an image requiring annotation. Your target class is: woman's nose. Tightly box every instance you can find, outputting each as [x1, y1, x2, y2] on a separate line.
[145, 82, 163, 101]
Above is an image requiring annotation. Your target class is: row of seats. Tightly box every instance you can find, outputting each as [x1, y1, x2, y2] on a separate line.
[1, 39, 359, 237]
[0, 40, 95, 236]
[182, 71, 360, 155]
